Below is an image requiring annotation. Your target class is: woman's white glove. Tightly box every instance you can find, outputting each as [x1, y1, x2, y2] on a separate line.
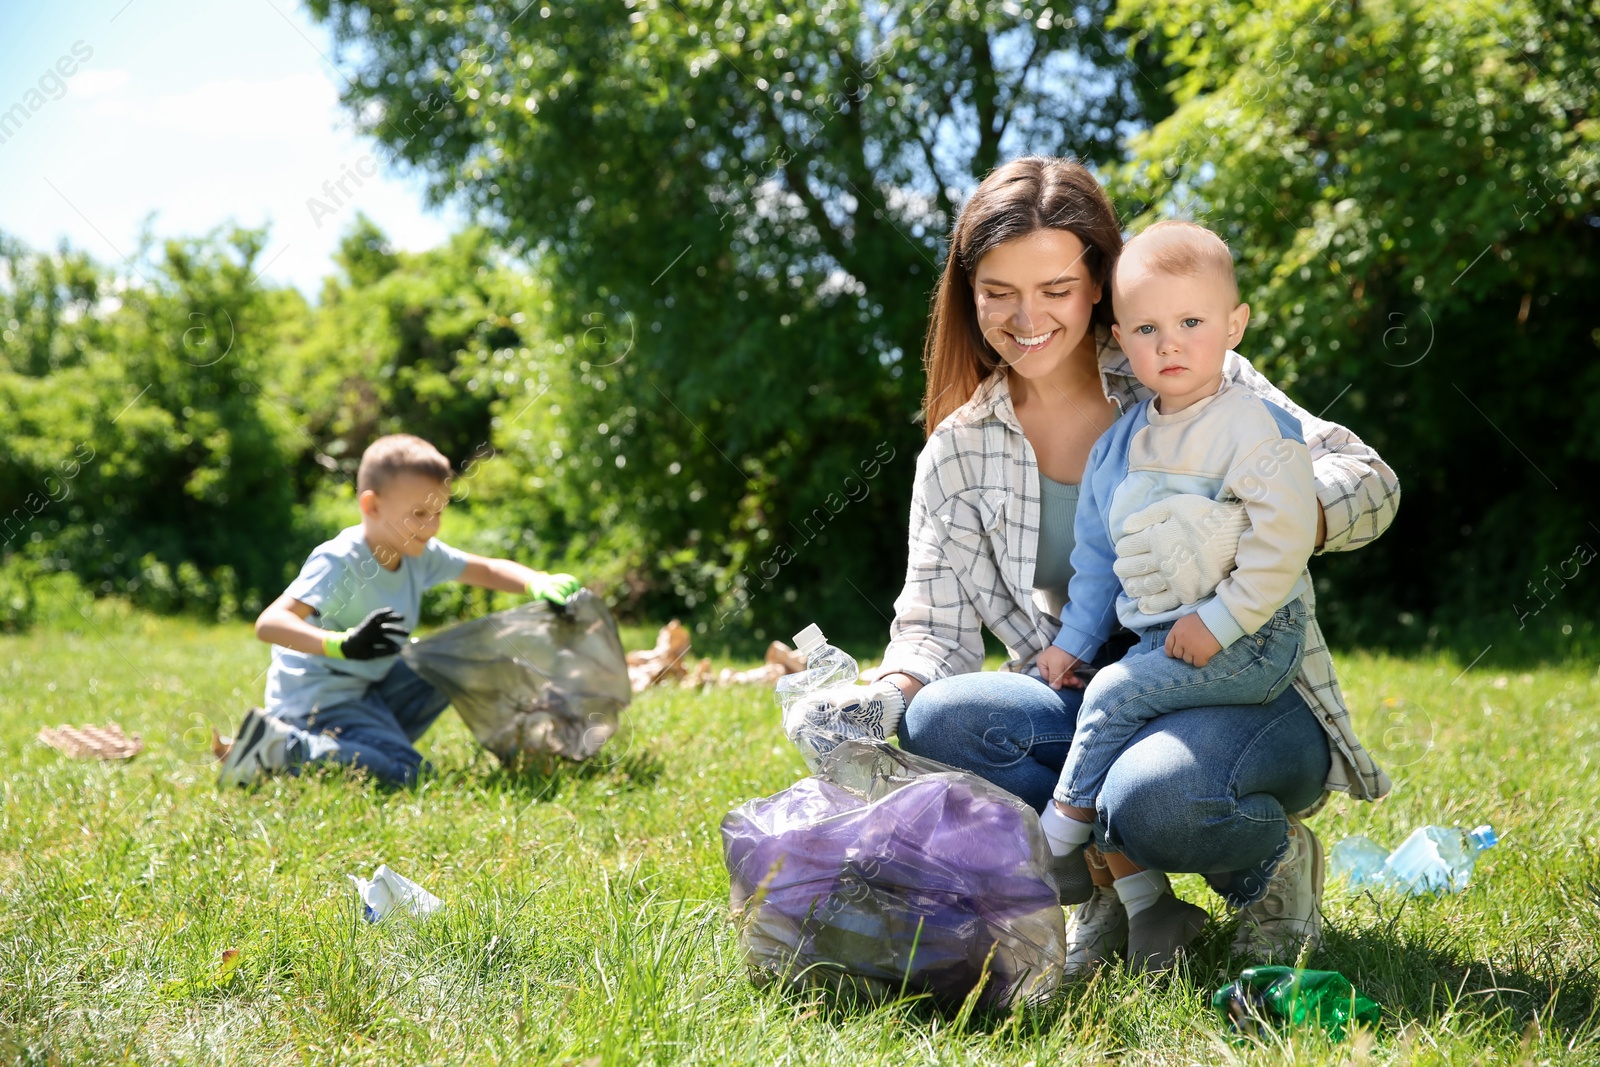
[1112, 495, 1248, 614]
[781, 680, 907, 769]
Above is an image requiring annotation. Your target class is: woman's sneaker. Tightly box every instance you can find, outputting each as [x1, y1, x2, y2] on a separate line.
[1231, 816, 1325, 961]
[1063, 886, 1127, 976]
[217, 708, 294, 787]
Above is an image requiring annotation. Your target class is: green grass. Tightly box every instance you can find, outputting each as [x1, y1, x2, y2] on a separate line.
[2, 612, 1598, 1065]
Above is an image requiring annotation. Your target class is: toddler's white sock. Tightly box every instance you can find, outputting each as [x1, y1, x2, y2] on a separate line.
[1039, 803, 1094, 857]
[1113, 869, 1173, 918]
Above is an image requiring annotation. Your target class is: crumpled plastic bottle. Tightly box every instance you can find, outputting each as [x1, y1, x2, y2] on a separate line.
[1327, 834, 1392, 888]
[1382, 824, 1498, 894]
[1214, 966, 1382, 1041]
[348, 864, 444, 923]
[775, 624, 863, 766]
[774, 624, 859, 713]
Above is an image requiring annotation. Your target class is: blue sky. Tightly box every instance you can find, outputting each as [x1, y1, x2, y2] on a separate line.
[0, 0, 466, 298]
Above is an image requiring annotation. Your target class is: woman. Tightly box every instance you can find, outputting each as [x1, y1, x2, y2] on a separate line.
[784, 157, 1396, 973]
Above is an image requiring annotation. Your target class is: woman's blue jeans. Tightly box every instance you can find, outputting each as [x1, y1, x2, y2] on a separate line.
[897, 634, 1330, 907]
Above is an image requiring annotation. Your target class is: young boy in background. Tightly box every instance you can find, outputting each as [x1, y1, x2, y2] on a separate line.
[219, 433, 582, 787]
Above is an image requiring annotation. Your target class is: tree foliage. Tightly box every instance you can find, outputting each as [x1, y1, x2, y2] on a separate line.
[1111, 0, 1600, 637]
[302, 0, 1151, 642]
[283, 216, 532, 485]
[5, 3, 1599, 648]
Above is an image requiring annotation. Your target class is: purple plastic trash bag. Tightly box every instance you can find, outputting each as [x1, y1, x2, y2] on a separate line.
[722, 739, 1067, 1009]
[399, 591, 630, 767]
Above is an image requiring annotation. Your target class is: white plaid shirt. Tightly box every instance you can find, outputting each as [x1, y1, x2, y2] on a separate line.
[881, 333, 1398, 803]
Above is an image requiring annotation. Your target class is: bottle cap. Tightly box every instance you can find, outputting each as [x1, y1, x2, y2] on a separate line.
[1468, 824, 1498, 850]
[792, 624, 825, 656]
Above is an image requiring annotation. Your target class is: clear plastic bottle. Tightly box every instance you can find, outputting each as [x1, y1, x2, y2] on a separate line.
[1383, 824, 1498, 894]
[774, 624, 859, 714]
[775, 625, 861, 768]
[1327, 835, 1391, 888]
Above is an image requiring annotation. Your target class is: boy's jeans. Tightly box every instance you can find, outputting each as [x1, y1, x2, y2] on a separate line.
[1053, 597, 1308, 810]
[280, 660, 451, 786]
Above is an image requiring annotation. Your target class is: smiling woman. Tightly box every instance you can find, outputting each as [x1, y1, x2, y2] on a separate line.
[921, 165, 1122, 438]
[782, 155, 1403, 978]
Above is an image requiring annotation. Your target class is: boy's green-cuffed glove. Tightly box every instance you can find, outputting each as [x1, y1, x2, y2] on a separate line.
[527, 572, 582, 605]
[324, 607, 410, 660]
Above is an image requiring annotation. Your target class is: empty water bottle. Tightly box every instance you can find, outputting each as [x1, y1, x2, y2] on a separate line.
[1214, 966, 1381, 1041]
[1328, 835, 1391, 888]
[775, 624, 859, 713]
[1383, 824, 1498, 894]
[776, 625, 862, 765]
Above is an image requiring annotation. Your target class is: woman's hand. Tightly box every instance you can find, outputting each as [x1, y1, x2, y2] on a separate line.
[1165, 614, 1222, 667]
[874, 671, 924, 705]
[1112, 495, 1249, 613]
[780, 681, 908, 768]
[1037, 646, 1088, 690]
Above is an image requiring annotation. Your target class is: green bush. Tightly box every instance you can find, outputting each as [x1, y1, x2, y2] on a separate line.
[0, 553, 102, 634]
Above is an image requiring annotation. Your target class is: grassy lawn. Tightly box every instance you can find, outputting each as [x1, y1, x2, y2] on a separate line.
[2, 612, 1597, 1065]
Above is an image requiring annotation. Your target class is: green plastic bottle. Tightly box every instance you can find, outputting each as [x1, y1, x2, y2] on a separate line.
[1213, 966, 1382, 1041]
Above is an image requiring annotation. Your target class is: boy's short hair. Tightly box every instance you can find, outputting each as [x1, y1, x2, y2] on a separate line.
[1115, 219, 1240, 303]
[357, 434, 452, 494]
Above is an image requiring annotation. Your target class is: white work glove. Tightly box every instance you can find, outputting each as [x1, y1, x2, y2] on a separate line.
[781, 680, 907, 770]
[1112, 495, 1248, 614]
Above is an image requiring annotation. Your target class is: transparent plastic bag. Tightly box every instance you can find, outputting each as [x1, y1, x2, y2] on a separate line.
[721, 739, 1067, 1010]
[400, 591, 631, 766]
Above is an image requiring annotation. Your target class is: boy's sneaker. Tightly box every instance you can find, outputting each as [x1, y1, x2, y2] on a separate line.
[1063, 886, 1127, 976]
[1050, 846, 1094, 905]
[1231, 816, 1325, 961]
[217, 708, 294, 787]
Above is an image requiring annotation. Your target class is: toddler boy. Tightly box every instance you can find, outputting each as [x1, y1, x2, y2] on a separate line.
[1034, 221, 1319, 970]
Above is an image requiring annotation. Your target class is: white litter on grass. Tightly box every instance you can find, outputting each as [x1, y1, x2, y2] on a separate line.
[348, 864, 444, 923]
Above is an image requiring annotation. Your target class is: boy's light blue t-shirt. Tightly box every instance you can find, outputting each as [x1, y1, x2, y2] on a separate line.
[264, 525, 469, 717]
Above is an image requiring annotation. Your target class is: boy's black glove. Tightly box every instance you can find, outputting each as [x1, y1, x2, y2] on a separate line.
[323, 607, 410, 660]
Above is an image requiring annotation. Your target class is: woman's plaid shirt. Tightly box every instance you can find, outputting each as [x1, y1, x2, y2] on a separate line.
[880, 337, 1399, 802]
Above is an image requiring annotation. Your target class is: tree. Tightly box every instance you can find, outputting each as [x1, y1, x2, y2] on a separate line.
[1112, 0, 1600, 639]
[303, 0, 1155, 645]
[282, 215, 531, 484]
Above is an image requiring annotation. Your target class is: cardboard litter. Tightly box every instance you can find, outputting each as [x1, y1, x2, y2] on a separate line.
[685, 657, 715, 688]
[717, 662, 788, 687]
[38, 723, 144, 760]
[625, 619, 693, 691]
[627, 626, 849, 692]
[765, 640, 808, 673]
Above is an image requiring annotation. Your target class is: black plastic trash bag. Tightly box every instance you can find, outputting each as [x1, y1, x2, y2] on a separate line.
[721, 739, 1067, 1009]
[400, 591, 631, 766]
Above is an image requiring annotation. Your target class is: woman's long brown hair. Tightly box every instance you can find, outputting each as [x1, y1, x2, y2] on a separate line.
[921, 157, 1124, 436]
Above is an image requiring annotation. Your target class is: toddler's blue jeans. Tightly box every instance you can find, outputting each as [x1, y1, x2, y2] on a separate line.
[1054, 597, 1308, 810]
